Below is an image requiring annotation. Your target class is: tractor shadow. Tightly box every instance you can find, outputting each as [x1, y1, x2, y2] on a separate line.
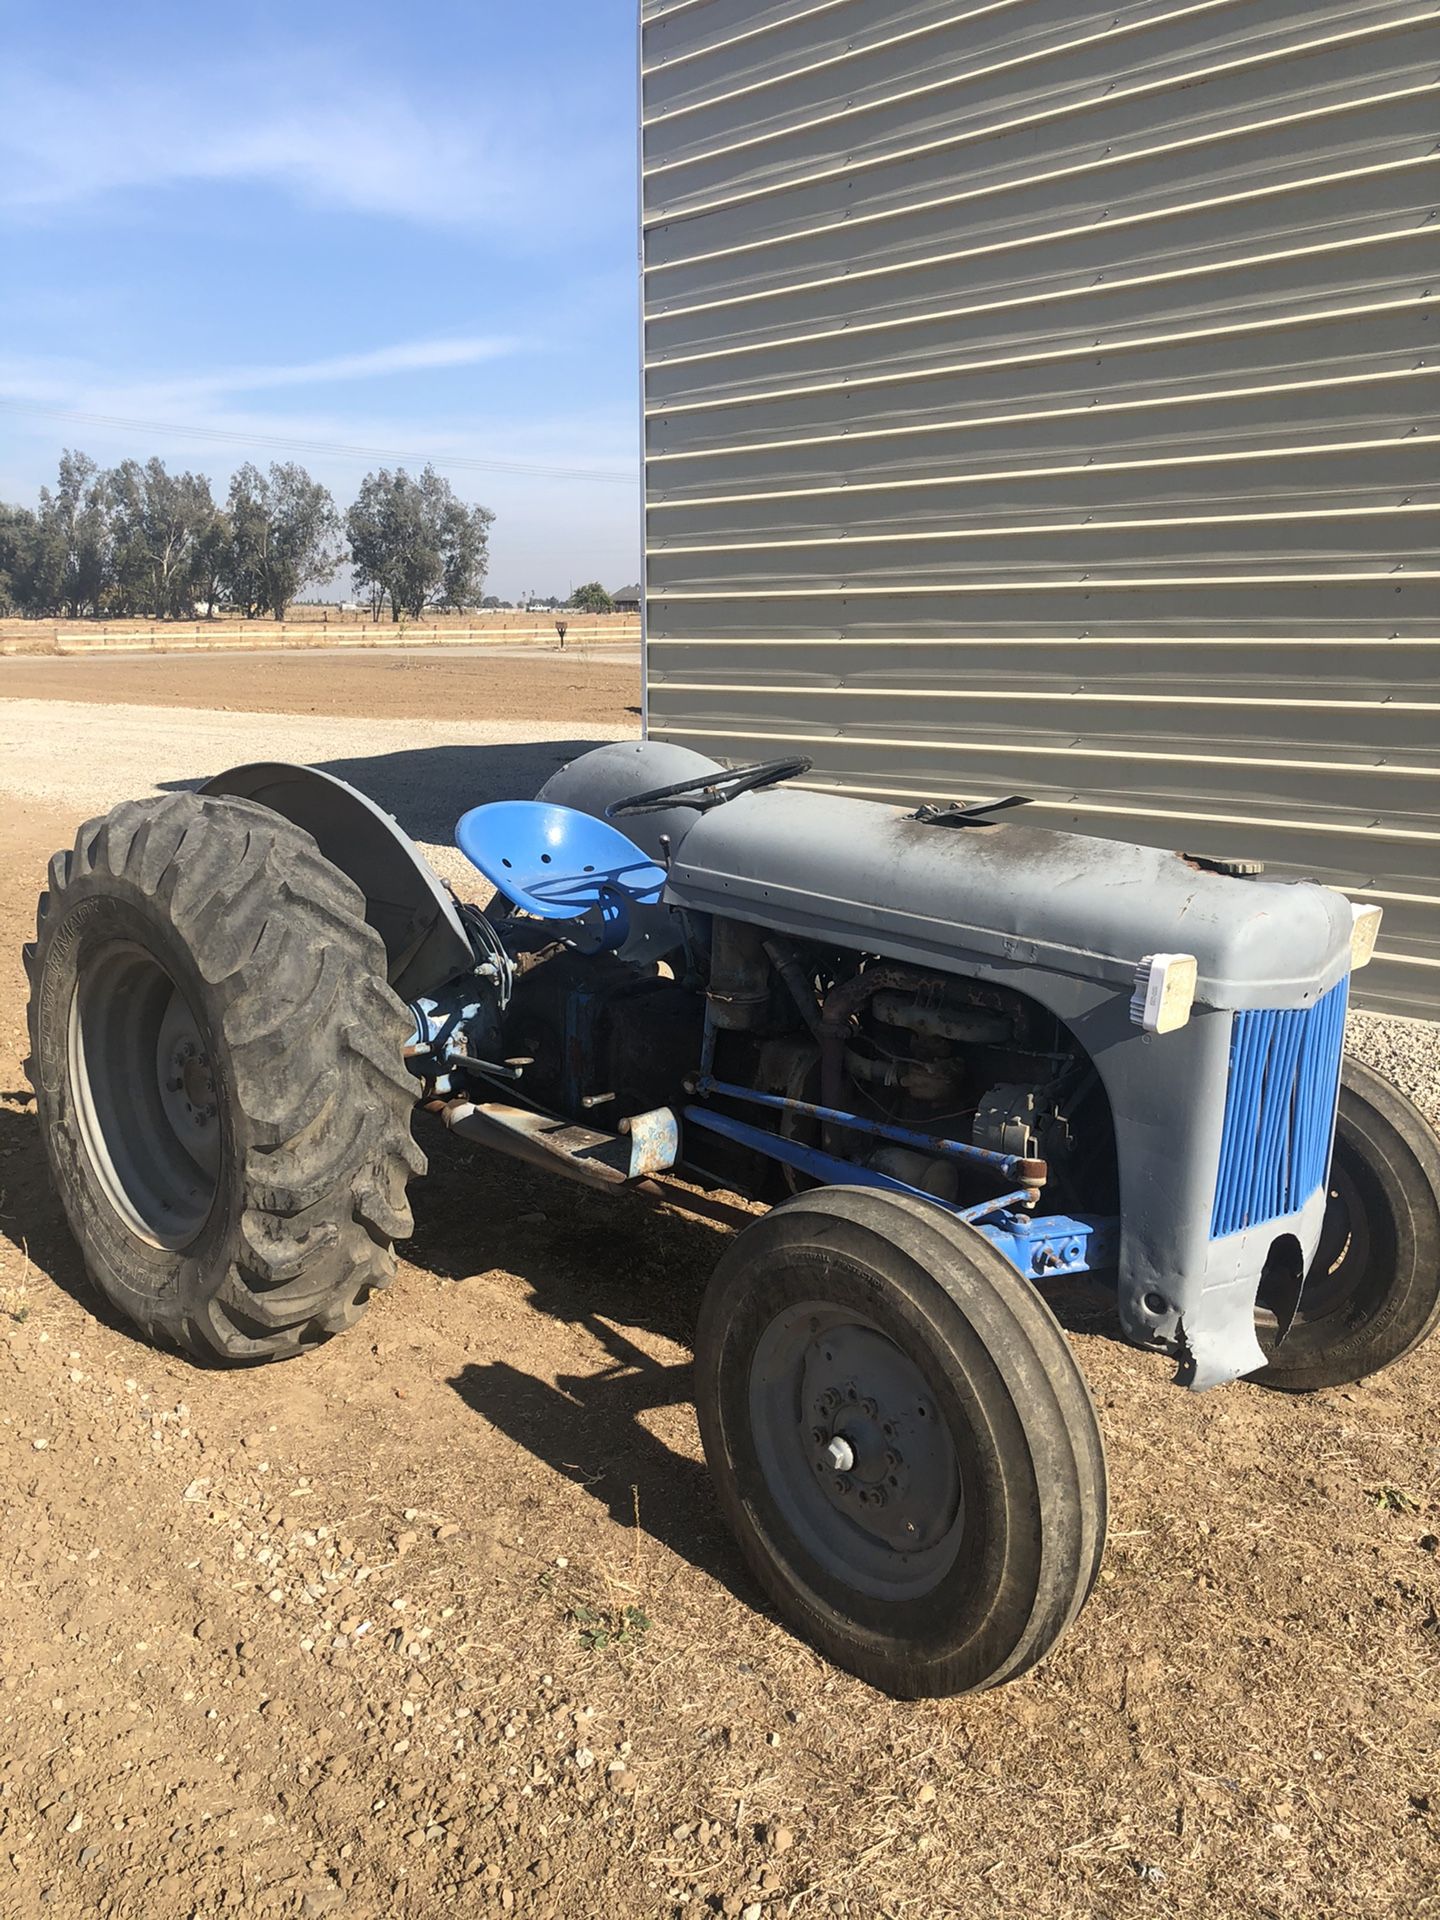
[0, 1094, 140, 1344]
[0, 1081, 751, 1591]
[414, 1118, 752, 1594]
[1, 1082, 1126, 1601]
[160, 738, 620, 847]
[446, 1344, 743, 1598]
[415, 1120, 1125, 1600]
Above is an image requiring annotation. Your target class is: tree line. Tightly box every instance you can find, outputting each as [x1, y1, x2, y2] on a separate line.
[0, 450, 495, 622]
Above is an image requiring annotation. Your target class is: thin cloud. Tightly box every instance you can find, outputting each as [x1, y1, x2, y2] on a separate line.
[0, 335, 526, 413]
[0, 60, 623, 235]
[197, 337, 526, 396]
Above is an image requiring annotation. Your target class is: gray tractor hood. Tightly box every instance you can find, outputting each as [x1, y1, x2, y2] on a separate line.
[664, 787, 1352, 1012]
[539, 744, 1357, 1387]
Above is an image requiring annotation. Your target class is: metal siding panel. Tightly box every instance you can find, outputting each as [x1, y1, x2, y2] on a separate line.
[648, 160, 1437, 359]
[645, 10, 1435, 247]
[649, 86, 1438, 296]
[640, 0, 1440, 1017]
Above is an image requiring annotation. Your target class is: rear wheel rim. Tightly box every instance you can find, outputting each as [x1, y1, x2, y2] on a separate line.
[748, 1300, 965, 1602]
[67, 941, 221, 1250]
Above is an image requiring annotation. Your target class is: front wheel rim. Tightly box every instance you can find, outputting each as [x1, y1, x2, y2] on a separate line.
[748, 1301, 965, 1602]
[67, 941, 222, 1250]
[1298, 1158, 1372, 1321]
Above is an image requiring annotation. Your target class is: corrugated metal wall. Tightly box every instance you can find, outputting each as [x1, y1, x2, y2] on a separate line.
[638, 0, 1439, 1017]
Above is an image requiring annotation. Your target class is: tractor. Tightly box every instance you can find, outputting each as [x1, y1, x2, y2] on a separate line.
[24, 742, 1440, 1697]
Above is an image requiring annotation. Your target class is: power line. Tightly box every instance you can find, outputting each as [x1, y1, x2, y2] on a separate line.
[0, 397, 638, 486]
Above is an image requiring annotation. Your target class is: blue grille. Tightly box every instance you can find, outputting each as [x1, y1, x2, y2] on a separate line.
[1210, 977, 1349, 1239]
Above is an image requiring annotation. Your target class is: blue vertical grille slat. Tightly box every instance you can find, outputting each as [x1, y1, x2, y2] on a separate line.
[1210, 977, 1349, 1239]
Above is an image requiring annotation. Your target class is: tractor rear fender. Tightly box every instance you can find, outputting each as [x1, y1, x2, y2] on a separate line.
[536, 739, 725, 860]
[202, 762, 474, 1000]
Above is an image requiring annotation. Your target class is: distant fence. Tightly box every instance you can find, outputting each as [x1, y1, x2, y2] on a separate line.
[2, 617, 641, 657]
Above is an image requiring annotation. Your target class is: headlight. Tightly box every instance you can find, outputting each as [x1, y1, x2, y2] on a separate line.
[1350, 902, 1383, 971]
[1130, 952, 1198, 1033]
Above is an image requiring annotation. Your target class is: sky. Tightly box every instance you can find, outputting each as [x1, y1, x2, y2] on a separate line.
[0, 0, 643, 600]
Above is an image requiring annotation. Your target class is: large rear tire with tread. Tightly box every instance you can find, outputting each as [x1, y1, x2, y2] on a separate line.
[1254, 1056, 1440, 1392]
[695, 1186, 1106, 1698]
[25, 791, 425, 1363]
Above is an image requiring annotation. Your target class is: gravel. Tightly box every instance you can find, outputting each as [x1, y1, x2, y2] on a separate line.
[0, 696, 634, 850]
[1346, 1010, 1440, 1131]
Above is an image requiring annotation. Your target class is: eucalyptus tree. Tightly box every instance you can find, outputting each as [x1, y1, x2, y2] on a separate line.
[225, 462, 341, 619]
[346, 465, 493, 620]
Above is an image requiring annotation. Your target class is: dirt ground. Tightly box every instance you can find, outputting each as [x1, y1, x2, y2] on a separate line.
[0, 647, 640, 729]
[1, 648, 1438, 1920]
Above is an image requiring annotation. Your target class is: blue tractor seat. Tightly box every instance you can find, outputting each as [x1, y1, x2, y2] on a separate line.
[455, 801, 668, 921]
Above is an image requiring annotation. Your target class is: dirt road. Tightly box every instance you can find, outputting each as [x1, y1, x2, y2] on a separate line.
[1, 651, 1437, 1920]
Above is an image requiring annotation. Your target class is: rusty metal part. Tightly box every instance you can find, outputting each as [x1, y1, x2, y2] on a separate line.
[762, 936, 824, 1036]
[631, 1178, 755, 1228]
[707, 916, 771, 1030]
[845, 1045, 964, 1103]
[868, 990, 1012, 1046]
[1180, 852, 1265, 877]
[818, 963, 1047, 1185]
[440, 1098, 678, 1189]
[819, 964, 950, 1116]
[615, 1106, 684, 1177]
[819, 964, 951, 1153]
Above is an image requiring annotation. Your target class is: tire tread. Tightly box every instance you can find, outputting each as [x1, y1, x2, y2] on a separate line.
[28, 790, 424, 1363]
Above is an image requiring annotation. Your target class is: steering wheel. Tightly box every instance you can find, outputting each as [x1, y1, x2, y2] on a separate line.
[607, 756, 813, 819]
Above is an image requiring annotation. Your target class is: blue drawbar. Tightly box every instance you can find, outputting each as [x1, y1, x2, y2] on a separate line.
[1210, 975, 1349, 1239]
[456, 801, 667, 921]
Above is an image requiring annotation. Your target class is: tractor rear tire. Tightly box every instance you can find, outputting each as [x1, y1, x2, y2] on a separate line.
[1254, 1057, 1440, 1392]
[25, 791, 425, 1363]
[695, 1186, 1106, 1698]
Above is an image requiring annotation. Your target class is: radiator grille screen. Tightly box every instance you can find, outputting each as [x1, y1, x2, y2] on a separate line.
[1210, 979, 1349, 1240]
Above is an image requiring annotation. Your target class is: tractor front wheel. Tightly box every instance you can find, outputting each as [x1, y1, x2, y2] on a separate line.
[695, 1186, 1107, 1697]
[25, 792, 425, 1362]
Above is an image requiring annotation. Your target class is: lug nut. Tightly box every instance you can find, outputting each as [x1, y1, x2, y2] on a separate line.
[833, 1475, 852, 1496]
[861, 1398, 878, 1418]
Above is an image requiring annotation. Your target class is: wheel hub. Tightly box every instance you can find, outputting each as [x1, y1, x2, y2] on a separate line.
[168, 1038, 217, 1127]
[156, 995, 222, 1174]
[749, 1304, 964, 1600]
[803, 1328, 953, 1552]
[67, 941, 221, 1250]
